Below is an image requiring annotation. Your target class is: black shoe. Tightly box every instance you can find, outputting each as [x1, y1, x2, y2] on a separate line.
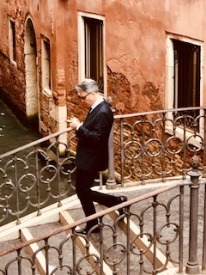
[75, 225, 100, 235]
[117, 196, 128, 218]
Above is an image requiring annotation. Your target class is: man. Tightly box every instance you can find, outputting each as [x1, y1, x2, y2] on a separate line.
[68, 78, 127, 234]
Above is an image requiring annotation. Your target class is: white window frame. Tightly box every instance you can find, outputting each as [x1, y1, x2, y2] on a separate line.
[78, 12, 107, 96]
[165, 34, 204, 147]
[8, 17, 16, 65]
[41, 37, 52, 97]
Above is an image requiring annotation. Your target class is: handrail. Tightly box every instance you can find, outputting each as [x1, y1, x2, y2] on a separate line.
[0, 107, 206, 225]
[0, 107, 206, 273]
[0, 181, 180, 257]
[0, 126, 72, 159]
[114, 106, 205, 119]
[1, 173, 205, 274]
[110, 106, 206, 185]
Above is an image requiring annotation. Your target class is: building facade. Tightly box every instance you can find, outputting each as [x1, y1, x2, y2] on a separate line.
[0, 0, 206, 144]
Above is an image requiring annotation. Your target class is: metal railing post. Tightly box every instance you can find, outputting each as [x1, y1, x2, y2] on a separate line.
[106, 126, 117, 189]
[202, 184, 206, 271]
[202, 108, 206, 178]
[186, 155, 201, 274]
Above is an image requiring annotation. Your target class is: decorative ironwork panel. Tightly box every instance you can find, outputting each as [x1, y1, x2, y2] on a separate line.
[113, 107, 206, 184]
[0, 129, 77, 225]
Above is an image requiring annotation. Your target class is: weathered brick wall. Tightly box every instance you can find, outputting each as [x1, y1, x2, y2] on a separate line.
[0, 54, 26, 119]
[39, 92, 64, 137]
[0, 0, 27, 123]
[1, 0, 206, 134]
[107, 69, 163, 116]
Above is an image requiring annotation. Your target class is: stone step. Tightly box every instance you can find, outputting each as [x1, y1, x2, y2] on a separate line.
[0, 184, 185, 273]
[60, 210, 113, 275]
[21, 228, 56, 274]
[99, 204, 175, 272]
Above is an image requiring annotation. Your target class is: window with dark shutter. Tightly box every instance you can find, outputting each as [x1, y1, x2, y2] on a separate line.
[172, 39, 201, 123]
[84, 17, 104, 93]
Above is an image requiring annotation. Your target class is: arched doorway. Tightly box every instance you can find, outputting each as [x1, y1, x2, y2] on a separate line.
[24, 18, 39, 129]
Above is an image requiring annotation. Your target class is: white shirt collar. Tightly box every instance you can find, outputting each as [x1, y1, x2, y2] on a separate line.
[90, 97, 104, 112]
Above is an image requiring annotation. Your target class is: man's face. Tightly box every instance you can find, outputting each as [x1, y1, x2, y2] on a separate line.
[77, 91, 94, 106]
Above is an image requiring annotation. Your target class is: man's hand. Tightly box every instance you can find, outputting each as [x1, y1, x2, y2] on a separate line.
[67, 117, 81, 130]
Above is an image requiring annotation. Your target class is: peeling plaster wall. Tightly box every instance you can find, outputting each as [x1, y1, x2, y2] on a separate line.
[104, 0, 206, 114]
[0, 0, 206, 133]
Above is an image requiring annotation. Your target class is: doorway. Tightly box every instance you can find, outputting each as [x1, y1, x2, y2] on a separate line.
[24, 18, 39, 129]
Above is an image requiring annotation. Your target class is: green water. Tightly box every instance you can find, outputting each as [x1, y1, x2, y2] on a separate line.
[0, 99, 41, 154]
[0, 99, 54, 225]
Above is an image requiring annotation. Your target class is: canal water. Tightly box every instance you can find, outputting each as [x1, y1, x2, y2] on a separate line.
[0, 99, 59, 225]
[0, 99, 41, 154]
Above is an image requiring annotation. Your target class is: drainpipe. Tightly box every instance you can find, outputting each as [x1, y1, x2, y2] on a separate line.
[186, 155, 201, 274]
[106, 126, 117, 189]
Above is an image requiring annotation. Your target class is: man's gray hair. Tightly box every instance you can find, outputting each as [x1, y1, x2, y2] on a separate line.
[75, 78, 99, 93]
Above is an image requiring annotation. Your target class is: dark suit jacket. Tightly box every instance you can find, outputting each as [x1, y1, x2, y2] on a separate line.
[75, 100, 113, 172]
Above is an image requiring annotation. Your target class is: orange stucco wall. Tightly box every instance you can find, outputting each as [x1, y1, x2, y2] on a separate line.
[0, 0, 206, 133]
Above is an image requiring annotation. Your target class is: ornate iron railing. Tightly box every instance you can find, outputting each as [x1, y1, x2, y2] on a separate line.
[0, 107, 206, 225]
[0, 164, 205, 274]
[110, 106, 206, 185]
[0, 127, 77, 225]
[0, 107, 206, 273]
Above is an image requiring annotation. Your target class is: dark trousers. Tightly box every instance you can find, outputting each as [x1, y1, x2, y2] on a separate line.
[76, 168, 119, 227]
